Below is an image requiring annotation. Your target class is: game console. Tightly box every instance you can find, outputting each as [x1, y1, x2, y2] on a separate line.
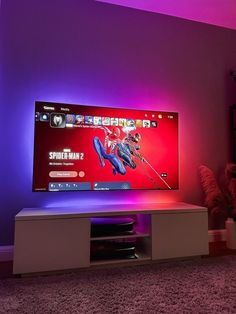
[91, 217, 135, 237]
[91, 241, 136, 260]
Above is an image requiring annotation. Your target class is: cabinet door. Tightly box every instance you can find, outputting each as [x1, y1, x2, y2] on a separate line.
[152, 212, 209, 260]
[14, 217, 90, 274]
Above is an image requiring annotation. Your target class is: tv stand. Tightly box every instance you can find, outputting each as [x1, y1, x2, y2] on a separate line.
[13, 202, 209, 275]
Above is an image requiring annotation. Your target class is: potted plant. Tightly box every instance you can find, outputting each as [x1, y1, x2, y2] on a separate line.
[199, 164, 236, 249]
[225, 164, 236, 249]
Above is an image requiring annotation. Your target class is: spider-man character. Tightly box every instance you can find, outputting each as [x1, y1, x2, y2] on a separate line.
[93, 126, 126, 175]
[117, 132, 142, 169]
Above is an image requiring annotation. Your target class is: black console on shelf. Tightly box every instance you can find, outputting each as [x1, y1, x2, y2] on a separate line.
[91, 217, 135, 237]
[90, 217, 136, 260]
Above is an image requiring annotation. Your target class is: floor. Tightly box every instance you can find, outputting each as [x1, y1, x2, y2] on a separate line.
[0, 241, 236, 279]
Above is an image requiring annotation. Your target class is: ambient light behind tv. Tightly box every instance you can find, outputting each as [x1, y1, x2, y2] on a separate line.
[33, 101, 179, 191]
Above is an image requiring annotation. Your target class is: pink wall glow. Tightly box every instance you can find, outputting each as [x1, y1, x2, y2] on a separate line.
[1, 0, 236, 244]
[98, 0, 236, 30]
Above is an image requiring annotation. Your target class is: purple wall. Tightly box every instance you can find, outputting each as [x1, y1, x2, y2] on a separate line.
[1, 0, 236, 245]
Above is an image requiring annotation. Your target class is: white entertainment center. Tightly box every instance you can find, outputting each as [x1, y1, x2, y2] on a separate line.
[13, 202, 209, 275]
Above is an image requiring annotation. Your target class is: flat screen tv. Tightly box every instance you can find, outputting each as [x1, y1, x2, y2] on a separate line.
[33, 101, 178, 191]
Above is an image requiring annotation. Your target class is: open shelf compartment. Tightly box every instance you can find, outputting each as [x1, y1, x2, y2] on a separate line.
[90, 214, 152, 263]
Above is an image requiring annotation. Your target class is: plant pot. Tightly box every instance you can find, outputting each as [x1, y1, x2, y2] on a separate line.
[226, 218, 236, 249]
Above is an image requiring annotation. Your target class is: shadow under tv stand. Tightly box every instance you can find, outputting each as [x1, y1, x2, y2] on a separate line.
[13, 202, 209, 275]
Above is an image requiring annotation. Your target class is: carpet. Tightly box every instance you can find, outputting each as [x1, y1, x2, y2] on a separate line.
[1, 256, 236, 314]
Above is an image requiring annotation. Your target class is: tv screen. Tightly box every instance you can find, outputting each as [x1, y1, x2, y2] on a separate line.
[33, 101, 178, 191]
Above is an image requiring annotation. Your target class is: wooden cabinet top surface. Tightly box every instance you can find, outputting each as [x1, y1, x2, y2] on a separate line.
[15, 202, 207, 221]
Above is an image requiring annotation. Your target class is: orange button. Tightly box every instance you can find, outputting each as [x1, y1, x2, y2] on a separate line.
[49, 171, 78, 178]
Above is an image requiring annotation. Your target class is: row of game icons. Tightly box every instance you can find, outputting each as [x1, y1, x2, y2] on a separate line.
[36, 112, 158, 128]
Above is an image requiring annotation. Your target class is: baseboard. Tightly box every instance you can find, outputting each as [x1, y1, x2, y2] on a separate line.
[0, 245, 14, 262]
[208, 229, 227, 243]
